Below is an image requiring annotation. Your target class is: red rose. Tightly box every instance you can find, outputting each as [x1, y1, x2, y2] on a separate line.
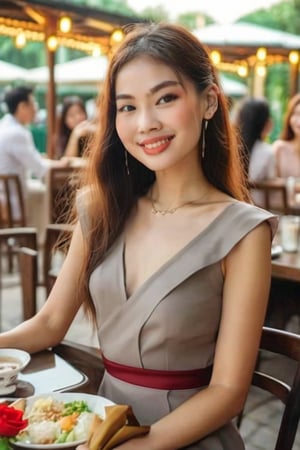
[0, 404, 28, 437]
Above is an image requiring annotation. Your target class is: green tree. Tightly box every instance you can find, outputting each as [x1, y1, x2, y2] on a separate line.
[138, 5, 169, 22]
[70, 0, 135, 15]
[176, 12, 215, 31]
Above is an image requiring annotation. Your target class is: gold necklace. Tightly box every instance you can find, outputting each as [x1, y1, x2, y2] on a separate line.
[150, 189, 209, 215]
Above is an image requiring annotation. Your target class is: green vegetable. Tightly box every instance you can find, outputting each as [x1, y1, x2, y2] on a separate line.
[55, 431, 69, 443]
[62, 400, 90, 416]
[65, 430, 76, 442]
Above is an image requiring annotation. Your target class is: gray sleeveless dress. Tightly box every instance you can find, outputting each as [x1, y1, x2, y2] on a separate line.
[79, 200, 278, 450]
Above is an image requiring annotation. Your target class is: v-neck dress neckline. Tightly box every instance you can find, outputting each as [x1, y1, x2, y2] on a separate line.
[121, 201, 237, 301]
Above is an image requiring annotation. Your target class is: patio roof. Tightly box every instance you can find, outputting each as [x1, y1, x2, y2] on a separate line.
[0, 0, 144, 157]
[0, 0, 143, 52]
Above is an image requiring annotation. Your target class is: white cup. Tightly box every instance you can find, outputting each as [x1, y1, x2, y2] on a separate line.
[280, 215, 300, 252]
[0, 349, 31, 395]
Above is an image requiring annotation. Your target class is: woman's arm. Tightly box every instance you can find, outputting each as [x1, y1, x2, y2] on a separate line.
[114, 221, 272, 450]
[0, 222, 86, 353]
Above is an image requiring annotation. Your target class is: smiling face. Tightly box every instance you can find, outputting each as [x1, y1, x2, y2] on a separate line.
[115, 56, 216, 173]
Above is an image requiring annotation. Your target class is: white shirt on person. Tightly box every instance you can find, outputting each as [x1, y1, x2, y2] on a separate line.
[0, 113, 50, 219]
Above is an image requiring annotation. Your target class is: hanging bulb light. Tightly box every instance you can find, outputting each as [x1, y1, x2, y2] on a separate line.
[256, 64, 266, 77]
[110, 28, 124, 46]
[256, 47, 267, 62]
[237, 65, 248, 77]
[289, 51, 299, 65]
[210, 50, 221, 65]
[47, 35, 58, 51]
[59, 16, 72, 33]
[92, 45, 102, 57]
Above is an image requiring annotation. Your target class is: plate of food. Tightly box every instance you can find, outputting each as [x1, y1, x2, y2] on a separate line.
[11, 392, 115, 449]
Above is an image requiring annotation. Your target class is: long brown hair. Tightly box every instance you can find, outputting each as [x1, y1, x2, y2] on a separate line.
[280, 93, 300, 141]
[76, 22, 249, 320]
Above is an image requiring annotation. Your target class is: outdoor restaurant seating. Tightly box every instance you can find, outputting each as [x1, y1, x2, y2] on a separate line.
[44, 222, 74, 294]
[238, 326, 300, 450]
[0, 174, 27, 272]
[0, 227, 38, 327]
[0, 221, 74, 326]
[0, 174, 26, 228]
[47, 165, 82, 224]
[17, 245, 38, 320]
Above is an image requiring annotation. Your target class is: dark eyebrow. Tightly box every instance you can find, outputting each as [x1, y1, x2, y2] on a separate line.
[116, 80, 180, 101]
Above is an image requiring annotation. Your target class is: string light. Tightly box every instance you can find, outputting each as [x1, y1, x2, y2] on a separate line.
[210, 50, 221, 65]
[237, 64, 248, 77]
[289, 51, 299, 65]
[256, 64, 266, 77]
[110, 28, 124, 45]
[15, 31, 26, 48]
[256, 47, 267, 62]
[92, 45, 102, 57]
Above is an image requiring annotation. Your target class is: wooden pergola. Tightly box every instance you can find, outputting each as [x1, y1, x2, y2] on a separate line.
[0, 0, 143, 157]
[194, 23, 300, 99]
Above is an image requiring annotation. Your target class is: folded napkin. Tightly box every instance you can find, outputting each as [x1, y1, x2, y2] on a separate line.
[88, 404, 150, 450]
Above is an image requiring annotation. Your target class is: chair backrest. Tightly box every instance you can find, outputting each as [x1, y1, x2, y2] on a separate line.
[251, 326, 300, 450]
[249, 180, 289, 215]
[17, 246, 38, 320]
[43, 223, 74, 295]
[0, 174, 26, 227]
[47, 167, 81, 224]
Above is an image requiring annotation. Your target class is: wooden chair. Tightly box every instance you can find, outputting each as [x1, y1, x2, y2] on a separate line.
[0, 227, 38, 326]
[47, 166, 81, 224]
[17, 246, 38, 320]
[238, 326, 300, 450]
[249, 179, 290, 215]
[43, 223, 74, 295]
[0, 174, 27, 271]
[0, 174, 26, 228]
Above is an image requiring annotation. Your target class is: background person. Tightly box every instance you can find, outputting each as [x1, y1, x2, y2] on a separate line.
[0, 85, 67, 220]
[0, 23, 277, 450]
[55, 95, 93, 159]
[272, 93, 300, 178]
[234, 97, 276, 207]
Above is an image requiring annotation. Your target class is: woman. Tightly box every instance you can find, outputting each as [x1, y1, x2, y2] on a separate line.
[235, 97, 276, 207]
[235, 96, 275, 181]
[55, 95, 91, 158]
[0, 23, 277, 449]
[273, 93, 300, 177]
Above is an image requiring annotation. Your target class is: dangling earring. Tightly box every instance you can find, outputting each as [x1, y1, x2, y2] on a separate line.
[125, 150, 130, 175]
[201, 120, 208, 159]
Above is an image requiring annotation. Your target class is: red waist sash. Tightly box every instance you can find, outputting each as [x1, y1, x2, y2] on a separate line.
[102, 354, 212, 390]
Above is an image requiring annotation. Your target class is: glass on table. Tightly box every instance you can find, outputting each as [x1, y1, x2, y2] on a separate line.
[286, 176, 300, 205]
[280, 215, 300, 252]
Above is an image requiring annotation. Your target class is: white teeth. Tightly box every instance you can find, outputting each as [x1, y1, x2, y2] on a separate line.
[144, 138, 170, 149]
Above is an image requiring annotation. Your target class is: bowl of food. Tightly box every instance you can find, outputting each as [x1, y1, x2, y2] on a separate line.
[12, 392, 115, 448]
[0, 348, 31, 395]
